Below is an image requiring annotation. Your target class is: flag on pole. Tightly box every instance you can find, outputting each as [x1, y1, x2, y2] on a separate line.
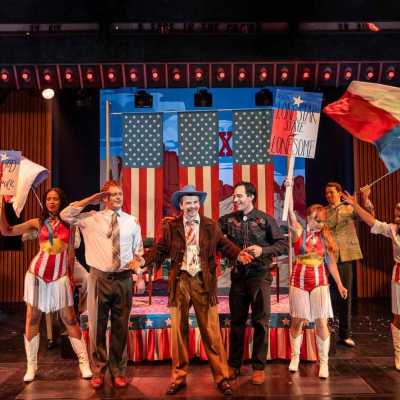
[178, 111, 219, 219]
[323, 81, 400, 173]
[232, 109, 274, 214]
[121, 113, 164, 239]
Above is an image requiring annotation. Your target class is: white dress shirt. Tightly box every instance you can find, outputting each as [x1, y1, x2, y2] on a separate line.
[60, 204, 143, 272]
[371, 220, 400, 263]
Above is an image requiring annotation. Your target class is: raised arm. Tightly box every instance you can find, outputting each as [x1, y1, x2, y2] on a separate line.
[60, 191, 109, 224]
[0, 196, 39, 236]
[360, 185, 375, 216]
[341, 191, 376, 227]
[287, 184, 303, 242]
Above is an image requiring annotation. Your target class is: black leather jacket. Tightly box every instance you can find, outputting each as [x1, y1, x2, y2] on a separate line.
[218, 208, 288, 279]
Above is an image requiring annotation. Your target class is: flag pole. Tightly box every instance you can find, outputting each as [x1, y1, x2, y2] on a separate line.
[283, 154, 295, 280]
[31, 188, 44, 210]
[105, 100, 111, 181]
[282, 154, 295, 222]
[360, 170, 394, 191]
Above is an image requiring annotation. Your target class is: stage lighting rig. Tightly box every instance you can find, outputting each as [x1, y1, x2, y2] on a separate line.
[255, 88, 273, 106]
[134, 90, 153, 108]
[194, 89, 212, 107]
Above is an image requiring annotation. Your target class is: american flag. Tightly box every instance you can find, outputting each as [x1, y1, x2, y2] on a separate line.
[121, 113, 164, 239]
[232, 109, 274, 214]
[178, 111, 219, 219]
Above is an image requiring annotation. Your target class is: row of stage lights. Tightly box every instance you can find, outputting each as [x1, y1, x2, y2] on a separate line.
[1, 62, 400, 92]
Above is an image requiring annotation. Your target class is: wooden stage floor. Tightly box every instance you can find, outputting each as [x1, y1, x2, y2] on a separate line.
[0, 299, 400, 400]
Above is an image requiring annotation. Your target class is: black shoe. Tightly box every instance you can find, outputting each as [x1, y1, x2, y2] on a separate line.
[217, 379, 233, 396]
[166, 382, 187, 395]
[47, 339, 56, 349]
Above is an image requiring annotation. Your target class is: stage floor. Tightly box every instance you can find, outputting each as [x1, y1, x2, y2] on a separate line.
[0, 299, 398, 400]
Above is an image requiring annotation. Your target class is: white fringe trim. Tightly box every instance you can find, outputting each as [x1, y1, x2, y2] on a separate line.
[392, 282, 400, 315]
[24, 271, 74, 313]
[289, 285, 333, 322]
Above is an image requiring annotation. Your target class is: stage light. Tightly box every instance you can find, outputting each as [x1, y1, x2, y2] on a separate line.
[42, 88, 55, 100]
[106, 69, 116, 82]
[259, 68, 268, 82]
[43, 71, 52, 82]
[134, 90, 153, 108]
[366, 22, 380, 32]
[1, 70, 9, 82]
[151, 68, 160, 81]
[387, 69, 396, 80]
[21, 70, 31, 82]
[344, 68, 353, 80]
[238, 68, 247, 81]
[322, 67, 332, 81]
[217, 68, 226, 81]
[194, 89, 212, 107]
[386, 67, 396, 80]
[366, 67, 375, 80]
[65, 70, 73, 82]
[59, 66, 80, 88]
[194, 68, 204, 81]
[255, 89, 273, 106]
[172, 68, 181, 81]
[302, 68, 311, 80]
[280, 68, 289, 81]
[86, 70, 94, 82]
[129, 68, 139, 82]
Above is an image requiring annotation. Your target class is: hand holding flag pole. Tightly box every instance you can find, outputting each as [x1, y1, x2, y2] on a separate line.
[282, 154, 295, 222]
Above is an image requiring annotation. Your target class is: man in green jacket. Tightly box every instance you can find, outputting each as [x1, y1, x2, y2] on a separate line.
[325, 182, 374, 347]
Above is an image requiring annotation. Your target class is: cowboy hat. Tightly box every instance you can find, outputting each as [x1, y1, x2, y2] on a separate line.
[171, 185, 207, 210]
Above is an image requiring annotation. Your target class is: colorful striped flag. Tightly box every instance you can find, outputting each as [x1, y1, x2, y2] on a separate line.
[121, 113, 164, 239]
[232, 109, 274, 214]
[324, 81, 400, 173]
[178, 111, 220, 219]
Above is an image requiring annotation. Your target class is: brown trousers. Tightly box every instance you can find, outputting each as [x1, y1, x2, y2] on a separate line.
[170, 272, 228, 385]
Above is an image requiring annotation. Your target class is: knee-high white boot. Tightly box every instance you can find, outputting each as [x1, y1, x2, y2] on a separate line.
[391, 324, 400, 371]
[316, 335, 330, 379]
[69, 336, 92, 379]
[289, 333, 303, 372]
[23, 334, 40, 382]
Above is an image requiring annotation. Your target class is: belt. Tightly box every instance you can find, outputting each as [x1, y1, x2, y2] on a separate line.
[90, 267, 132, 280]
[296, 256, 324, 267]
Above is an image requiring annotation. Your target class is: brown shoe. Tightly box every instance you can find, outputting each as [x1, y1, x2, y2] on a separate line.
[217, 379, 233, 396]
[251, 370, 265, 385]
[228, 367, 240, 380]
[166, 381, 187, 395]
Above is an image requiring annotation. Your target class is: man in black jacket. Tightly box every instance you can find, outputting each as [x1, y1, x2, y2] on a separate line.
[219, 181, 288, 385]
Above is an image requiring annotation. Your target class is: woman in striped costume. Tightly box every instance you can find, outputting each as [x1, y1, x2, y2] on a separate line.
[287, 193, 347, 378]
[0, 188, 91, 382]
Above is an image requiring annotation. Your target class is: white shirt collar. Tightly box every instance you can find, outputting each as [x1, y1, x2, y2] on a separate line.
[103, 208, 121, 217]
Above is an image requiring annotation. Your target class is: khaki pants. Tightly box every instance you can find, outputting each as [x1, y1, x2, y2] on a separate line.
[170, 272, 228, 385]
